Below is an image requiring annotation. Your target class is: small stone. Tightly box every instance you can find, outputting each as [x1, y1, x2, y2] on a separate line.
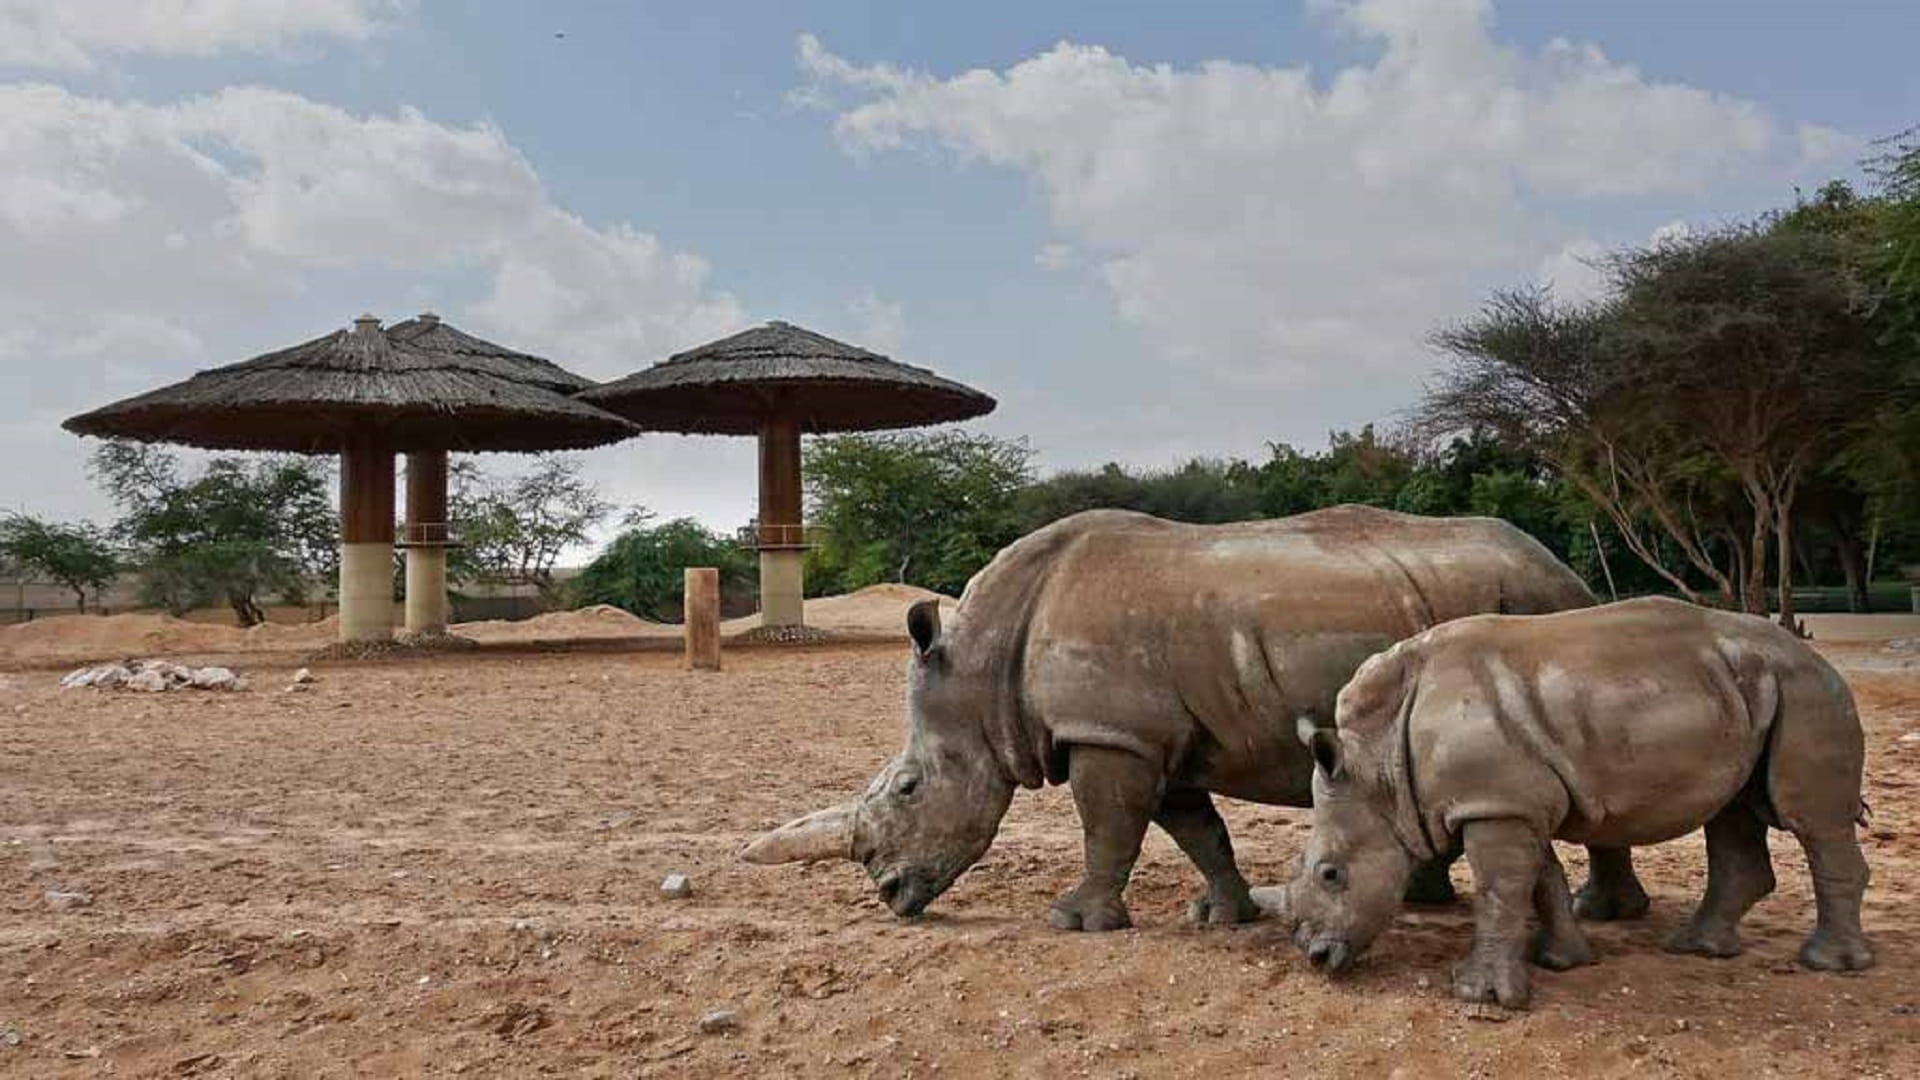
[417, 975, 432, 986]
[0, 1028, 20, 1047]
[1415, 975, 1432, 991]
[1673, 1018, 1691, 1032]
[698, 1010, 739, 1034]
[293, 668, 315, 684]
[44, 889, 93, 911]
[660, 873, 693, 900]
[1464, 1003, 1510, 1023]
[1899, 732, 1920, 745]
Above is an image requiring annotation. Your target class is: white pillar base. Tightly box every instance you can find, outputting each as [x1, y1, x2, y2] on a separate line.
[759, 549, 805, 627]
[340, 542, 394, 642]
[404, 547, 449, 635]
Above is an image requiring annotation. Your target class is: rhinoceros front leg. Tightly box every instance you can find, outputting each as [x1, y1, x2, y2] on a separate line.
[1049, 744, 1159, 932]
[1573, 845, 1651, 921]
[1454, 818, 1544, 1009]
[1153, 788, 1259, 927]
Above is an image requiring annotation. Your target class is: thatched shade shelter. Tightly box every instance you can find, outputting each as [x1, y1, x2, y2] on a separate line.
[64, 314, 637, 642]
[581, 321, 994, 628]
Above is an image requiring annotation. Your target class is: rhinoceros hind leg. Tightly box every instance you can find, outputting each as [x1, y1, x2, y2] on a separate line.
[1049, 745, 1156, 932]
[1573, 846, 1651, 921]
[1667, 803, 1774, 959]
[1453, 818, 1541, 1009]
[1795, 828, 1875, 972]
[1530, 844, 1593, 971]
[1153, 788, 1259, 927]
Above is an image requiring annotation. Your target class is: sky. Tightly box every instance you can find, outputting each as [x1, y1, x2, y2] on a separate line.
[3, 0, 1915, 539]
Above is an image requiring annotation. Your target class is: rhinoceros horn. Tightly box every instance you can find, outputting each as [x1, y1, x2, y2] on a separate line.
[739, 803, 857, 864]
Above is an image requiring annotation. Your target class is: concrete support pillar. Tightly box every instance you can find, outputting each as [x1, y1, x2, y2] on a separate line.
[338, 436, 395, 643]
[404, 547, 448, 635]
[758, 549, 805, 628]
[404, 450, 450, 636]
[756, 416, 805, 628]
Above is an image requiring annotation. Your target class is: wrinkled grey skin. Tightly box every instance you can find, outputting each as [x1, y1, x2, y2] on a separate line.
[745, 505, 1647, 929]
[1286, 597, 1875, 1008]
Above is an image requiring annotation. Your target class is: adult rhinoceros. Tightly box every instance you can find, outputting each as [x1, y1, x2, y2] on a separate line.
[742, 506, 1649, 930]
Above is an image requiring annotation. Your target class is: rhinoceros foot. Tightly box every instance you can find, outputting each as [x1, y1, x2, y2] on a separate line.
[1798, 929, 1875, 972]
[1186, 885, 1261, 928]
[1529, 926, 1593, 971]
[1571, 876, 1650, 922]
[1047, 887, 1132, 932]
[1665, 920, 1745, 959]
[1453, 950, 1531, 1010]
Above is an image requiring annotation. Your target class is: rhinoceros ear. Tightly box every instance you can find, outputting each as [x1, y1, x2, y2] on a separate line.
[1297, 715, 1343, 780]
[907, 599, 943, 658]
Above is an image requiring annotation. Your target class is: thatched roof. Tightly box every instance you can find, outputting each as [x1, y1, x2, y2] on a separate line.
[580, 321, 996, 434]
[63, 315, 639, 454]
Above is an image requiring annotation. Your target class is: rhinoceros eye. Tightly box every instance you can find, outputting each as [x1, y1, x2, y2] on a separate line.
[1316, 861, 1346, 891]
[893, 773, 920, 799]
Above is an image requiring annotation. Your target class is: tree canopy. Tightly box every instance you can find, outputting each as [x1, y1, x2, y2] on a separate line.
[0, 514, 119, 612]
[90, 442, 336, 626]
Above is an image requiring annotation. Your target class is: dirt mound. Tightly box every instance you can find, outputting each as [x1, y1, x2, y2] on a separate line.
[1, 611, 335, 664]
[721, 583, 958, 638]
[452, 604, 674, 643]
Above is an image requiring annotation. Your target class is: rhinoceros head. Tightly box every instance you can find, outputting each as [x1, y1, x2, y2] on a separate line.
[1285, 716, 1413, 975]
[740, 599, 1016, 917]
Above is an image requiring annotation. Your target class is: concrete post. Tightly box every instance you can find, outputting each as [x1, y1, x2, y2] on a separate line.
[338, 427, 395, 643]
[758, 549, 805, 628]
[757, 416, 805, 628]
[685, 567, 721, 671]
[403, 450, 451, 636]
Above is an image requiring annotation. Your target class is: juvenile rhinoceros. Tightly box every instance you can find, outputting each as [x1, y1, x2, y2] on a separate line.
[1284, 596, 1874, 1009]
[742, 506, 1648, 930]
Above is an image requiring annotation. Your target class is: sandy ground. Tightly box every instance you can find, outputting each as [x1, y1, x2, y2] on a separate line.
[1, 636, 1916, 1077]
[0, 584, 955, 668]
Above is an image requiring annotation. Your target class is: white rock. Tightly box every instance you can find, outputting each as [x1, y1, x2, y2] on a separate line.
[660, 873, 693, 899]
[1899, 731, 1920, 745]
[44, 889, 93, 910]
[698, 1010, 739, 1034]
[293, 667, 315, 684]
[189, 667, 238, 690]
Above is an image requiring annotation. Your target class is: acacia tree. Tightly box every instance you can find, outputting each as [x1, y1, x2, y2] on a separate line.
[1609, 224, 1884, 624]
[91, 442, 335, 625]
[0, 515, 119, 612]
[453, 454, 613, 601]
[1417, 287, 1741, 606]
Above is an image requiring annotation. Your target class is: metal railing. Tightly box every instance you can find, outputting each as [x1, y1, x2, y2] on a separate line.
[735, 523, 818, 550]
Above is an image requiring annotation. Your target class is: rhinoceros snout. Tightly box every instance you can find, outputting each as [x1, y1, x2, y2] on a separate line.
[1305, 939, 1351, 974]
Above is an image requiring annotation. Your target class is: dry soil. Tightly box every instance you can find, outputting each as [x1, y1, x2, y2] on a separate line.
[0, 637, 1915, 1078]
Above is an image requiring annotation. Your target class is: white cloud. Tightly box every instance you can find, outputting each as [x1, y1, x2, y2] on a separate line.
[0, 81, 747, 525]
[0, 0, 402, 70]
[844, 290, 906, 353]
[796, 0, 1841, 415]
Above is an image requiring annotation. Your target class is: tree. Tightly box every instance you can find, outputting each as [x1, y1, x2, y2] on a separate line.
[91, 442, 335, 626]
[1610, 224, 1887, 624]
[570, 514, 756, 621]
[0, 515, 119, 612]
[453, 454, 613, 601]
[806, 430, 1034, 596]
[1416, 287, 1743, 607]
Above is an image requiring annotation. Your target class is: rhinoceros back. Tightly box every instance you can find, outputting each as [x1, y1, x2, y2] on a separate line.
[943, 506, 1593, 796]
